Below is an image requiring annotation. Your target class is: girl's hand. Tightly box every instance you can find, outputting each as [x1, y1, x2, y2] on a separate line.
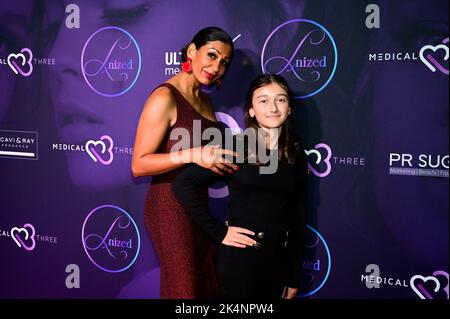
[281, 286, 298, 299]
[222, 226, 256, 248]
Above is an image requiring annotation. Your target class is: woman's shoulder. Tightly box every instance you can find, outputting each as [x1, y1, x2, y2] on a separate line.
[151, 82, 175, 98]
[147, 84, 176, 104]
[141, 84, 177, 116]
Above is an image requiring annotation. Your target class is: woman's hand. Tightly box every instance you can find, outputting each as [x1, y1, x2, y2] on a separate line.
[192, 145, 239, 175]
[222, 226, 256, 248]
[281, 286, 298, 299]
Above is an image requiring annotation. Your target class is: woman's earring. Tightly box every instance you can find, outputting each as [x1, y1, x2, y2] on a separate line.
[182, 57, 192, 73]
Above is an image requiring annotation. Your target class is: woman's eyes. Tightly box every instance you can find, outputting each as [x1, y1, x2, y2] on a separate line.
[393, 21, 448, 50]
[101, 4, 150, 26]
[208, 53, 229, 67]
[409, 31, 446, 50]
[40, 21, 62, 51]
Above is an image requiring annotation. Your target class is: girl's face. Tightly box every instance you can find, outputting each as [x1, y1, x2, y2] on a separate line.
[0, 1, 33, 122]
[45, 0, 229, 190]
[189, 40, 232, 86]
[249, 82, 291, 130]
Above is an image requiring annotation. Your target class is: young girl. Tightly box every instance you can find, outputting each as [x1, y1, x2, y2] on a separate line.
[172, 73, 308, 298]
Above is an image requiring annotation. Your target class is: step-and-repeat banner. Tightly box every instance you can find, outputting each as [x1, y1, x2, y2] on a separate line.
[0, 0, 448, 299]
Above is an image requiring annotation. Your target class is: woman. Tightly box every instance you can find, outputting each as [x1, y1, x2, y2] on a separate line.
[132, 27, 244, 299]
[44, 0, 243, 298]
[172, 74, 308, 298]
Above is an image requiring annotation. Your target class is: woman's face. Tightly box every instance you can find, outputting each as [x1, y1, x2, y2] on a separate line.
[371, 0, 448, 266]
[45, 0, 229, 190]
[0, 1, 33, 122]
[249, 82, 291, 130]
[189, 40, 232, 86]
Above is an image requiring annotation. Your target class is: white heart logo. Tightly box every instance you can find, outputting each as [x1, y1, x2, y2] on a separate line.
[7, 53, 26, 75]
[11, 223, 36, 251]
[304, 143, 333, 178]
[85, 135, 114, 165]
[410, 275, 440, 299]
[419, 44, 449, 73]
[86, 140, 106, 163]
[10, 227, 29, 247]
[304, 149, 322, 164]
[7, 48, 33, 76]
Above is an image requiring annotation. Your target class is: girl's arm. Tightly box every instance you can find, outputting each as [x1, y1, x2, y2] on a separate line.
[172, 165, 256, 247]
[171, 165, 228, 242]
[284, 154, 308, 290]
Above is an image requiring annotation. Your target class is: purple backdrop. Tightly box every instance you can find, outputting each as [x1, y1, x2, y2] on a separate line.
[0, 0, 448, 299]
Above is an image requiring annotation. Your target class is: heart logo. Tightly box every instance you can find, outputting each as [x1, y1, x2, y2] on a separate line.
[305, 149, 322, 165]
[304, 143, 332, 177]
[419, 38, 449, 75]
[85, 135, 114, 165]
[7, 48, 34, 77]
[11, 223, 36, 251]
[410, 274, 441, 299]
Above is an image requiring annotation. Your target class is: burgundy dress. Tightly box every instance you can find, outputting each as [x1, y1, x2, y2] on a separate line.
[144, 83, 220, 298]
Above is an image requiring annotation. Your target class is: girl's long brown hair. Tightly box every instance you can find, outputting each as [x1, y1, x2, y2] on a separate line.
[244, 73, 301, 165]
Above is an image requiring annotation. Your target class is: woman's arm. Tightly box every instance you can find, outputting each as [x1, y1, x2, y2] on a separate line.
[172, 165, 256, 246]
[132, 87, 186, 177]
[132, 87, 238, 177]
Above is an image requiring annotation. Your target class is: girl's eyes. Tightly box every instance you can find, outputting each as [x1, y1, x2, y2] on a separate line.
[208, 53, 216, 59]
[258, 98, 287, 104]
